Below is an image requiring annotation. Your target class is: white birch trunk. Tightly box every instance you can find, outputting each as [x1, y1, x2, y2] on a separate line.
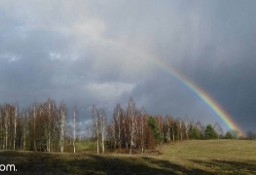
[33, 106, 36, 151]
[13, 105, 17, 150]
[127, 98, 136, 155]
[23, 113, 27, 150]
[73, 107, 76, 153]
[47, 103, 51, 152]
[179, 121, 183, 141]
[184, 121, 189, 140]
[96, 111, 99, 154]
[141, 116, 144, 153]
[60, 106, 66, 153]
[100, 111, 105, 154]
[5, 109, 8, 149]
[0, 110, 2, 149]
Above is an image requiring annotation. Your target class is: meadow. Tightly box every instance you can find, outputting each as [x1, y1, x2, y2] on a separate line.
[0, 140, 255, 175]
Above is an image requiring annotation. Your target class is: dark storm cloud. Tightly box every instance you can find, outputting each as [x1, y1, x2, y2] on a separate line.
[0, 0, 255, 132]
[174, 1, 256, 132]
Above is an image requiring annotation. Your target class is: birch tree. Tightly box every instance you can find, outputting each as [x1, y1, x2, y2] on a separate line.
[0, 105, 3, 149]
[13, 105, 17, 150]
[113, 103, 123, 150]
[139, 107, 146, 152]
[33, 105, 37, 151]
[59, 103, 66, 153]
[99, 109, 106, 154]
[184, 118, 190, 140]
[47, 100, 52, 152]
[214, 122, 223, 139]
[164, 116, 171, 142]
[127, 97, 136, 154]
[177, 119, 183, 141]
[92, 105, 99, 154]
[73, 106, 77, 153]
[23, 111, 28, 150]
[4, 105, 9, 149]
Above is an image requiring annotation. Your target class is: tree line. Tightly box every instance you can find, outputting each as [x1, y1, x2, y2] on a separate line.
[92, 97, 246, 154]
[0, 97, 254, 154]
[0, 99, 73, 152]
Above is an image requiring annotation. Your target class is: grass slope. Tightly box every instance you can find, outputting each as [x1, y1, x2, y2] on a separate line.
[0, 140, 255, 175]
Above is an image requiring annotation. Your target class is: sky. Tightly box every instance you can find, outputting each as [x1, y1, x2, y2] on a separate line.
[0, 0, 255, 133]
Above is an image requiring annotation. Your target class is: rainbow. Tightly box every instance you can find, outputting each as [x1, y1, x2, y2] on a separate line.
[95, 36, 245, 136]
[154, 59, 245, 137]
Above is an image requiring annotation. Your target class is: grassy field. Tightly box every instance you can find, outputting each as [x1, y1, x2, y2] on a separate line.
[0, 140, 255, 175]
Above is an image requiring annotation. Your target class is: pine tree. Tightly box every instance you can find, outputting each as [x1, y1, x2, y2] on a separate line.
[148, 117, 162, 145]
[204, 124, 218, 139]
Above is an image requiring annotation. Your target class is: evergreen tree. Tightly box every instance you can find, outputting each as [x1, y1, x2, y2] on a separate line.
[148, 117, 163, 144]
[189, 125, 202, 139]
[204, 124, 218, 139]
[225, 131, 234, 139]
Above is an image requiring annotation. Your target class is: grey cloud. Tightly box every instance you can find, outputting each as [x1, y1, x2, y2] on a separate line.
[0, 0, 255, 132]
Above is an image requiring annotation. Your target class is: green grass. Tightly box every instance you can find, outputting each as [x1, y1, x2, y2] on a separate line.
[0, 140, 255, 175]
[157, 140, 256, 174]
[65, 141, 96, 153]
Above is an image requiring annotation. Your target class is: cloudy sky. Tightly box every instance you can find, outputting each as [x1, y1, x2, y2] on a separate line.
[0, 0, 255, 133]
